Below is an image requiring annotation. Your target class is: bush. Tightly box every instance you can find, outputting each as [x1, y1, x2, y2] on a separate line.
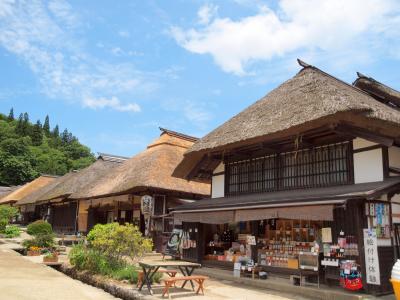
[70, 243, 126, 275]
[22, 233, 55, 249]
[69, 244, 161, 284]
[4, 225, 20, 238]
[87, 223, 153, 262]
[27, 220, 52, 236]
[0, 205, 18, 232]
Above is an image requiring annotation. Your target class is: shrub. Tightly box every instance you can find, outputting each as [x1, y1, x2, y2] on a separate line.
[27, 220, 52, 236]
[70, 243, 125, 275]
[0, 219, 7, 233]
[0, 205, 18, 232]
[4, 225, 20, 238]
[68, 244, 162, 284]
[87, 223, 153, 262]
[22, 233, 55, 249]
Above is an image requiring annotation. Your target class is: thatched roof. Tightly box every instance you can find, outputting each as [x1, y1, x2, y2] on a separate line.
[0, 186, 20, 199]
[354, 72, 400, 108]
[16, 155, 126, 205]
[70, 129, 210, 200]
[173, 61, 400, 179]
[0, 176, 57, 205]
[16, 172, 77, 205]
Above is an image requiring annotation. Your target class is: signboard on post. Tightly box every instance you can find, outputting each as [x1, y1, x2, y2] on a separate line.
[363, 229, 380, 285]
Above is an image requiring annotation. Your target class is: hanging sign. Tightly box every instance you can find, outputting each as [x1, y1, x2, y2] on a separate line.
[140, 195, 153, 216]
[164, 228, 183, 258]
[363, 229, 380, 285]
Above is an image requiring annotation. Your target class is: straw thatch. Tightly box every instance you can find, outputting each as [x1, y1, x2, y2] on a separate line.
[354, 72, 400, 108]
[188, 65, 400, 154]
[0, 176, 57, 205]
[0, 186, 20, 199]
[70, 129, 210, 200]
[16, 155, 127, 205]
[173, 63, 400, 179]
[16, 172, 77, 205]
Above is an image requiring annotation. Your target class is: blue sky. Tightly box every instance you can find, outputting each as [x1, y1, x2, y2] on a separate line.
[0, 0, 400, 157]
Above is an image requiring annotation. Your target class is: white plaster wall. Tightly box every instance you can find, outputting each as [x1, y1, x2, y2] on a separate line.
[353, 148, 383, 183]
[212, 175, 225, 198]
[212, 163, 225, 198]
[353, 137, 377, 150]
[353, 138, 383, 183]
[389, 146, 400, 169]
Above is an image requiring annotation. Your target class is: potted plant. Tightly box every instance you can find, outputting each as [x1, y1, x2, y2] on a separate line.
[43, 251, 58, 263]
[27, 246, 41, 256]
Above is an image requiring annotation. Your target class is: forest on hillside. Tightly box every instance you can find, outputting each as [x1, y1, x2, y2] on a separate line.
[0, 108, 95, 186]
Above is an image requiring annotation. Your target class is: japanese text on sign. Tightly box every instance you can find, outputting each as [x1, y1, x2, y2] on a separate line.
[363, 229, 380, 285]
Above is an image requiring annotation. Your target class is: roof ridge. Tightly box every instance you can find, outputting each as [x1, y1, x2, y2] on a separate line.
[97, 152, 130, 160]
[297, 58, 376, 101]
[159, 127, 199, 142]
[356, 72, 400, 94]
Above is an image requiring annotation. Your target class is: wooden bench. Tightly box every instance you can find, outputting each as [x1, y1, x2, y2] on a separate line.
[137, 269, 178, 287]
[162, 275, 209, 299]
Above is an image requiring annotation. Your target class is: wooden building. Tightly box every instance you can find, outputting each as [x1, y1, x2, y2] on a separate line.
[172, 60, 400, 295]
[16, 154, 127, 232]
[69, 128, 210, 252]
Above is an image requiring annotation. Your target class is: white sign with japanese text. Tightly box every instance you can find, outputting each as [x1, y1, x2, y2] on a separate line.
[363, 229, 380, 285]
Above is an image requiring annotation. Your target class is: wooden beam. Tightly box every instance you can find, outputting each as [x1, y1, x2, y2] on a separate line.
[334, 124, 394, 147]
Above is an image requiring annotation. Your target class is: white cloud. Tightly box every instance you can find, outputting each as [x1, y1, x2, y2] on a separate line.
[0, 0, 149, 113]
[197, 3, 218, 25]
[172, 0, 400, 75]
[118, 30, 130, 38]
[83, 96, 141, 112]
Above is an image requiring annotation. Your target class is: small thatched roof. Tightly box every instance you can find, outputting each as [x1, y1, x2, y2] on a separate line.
[16, 155, 127, 205]
[0, 176, 57, 205]
[0, 186, 20, 199]
[173, 60, 400, 179]
[70, 129, 210, 200]
[16, 172, 77, 205]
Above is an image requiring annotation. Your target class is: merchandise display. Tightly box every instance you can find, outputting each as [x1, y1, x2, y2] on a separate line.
[365, 202, 391, 239]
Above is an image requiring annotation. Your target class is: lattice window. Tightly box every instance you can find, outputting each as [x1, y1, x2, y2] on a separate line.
[225, 142, 353, 196]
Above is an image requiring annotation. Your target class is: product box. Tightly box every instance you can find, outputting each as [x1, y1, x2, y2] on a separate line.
[288, 258, 299, 269]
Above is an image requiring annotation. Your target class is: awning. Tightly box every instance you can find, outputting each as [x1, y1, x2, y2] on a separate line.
[172, 178, 400, 224]
[173, 203, 336, 223]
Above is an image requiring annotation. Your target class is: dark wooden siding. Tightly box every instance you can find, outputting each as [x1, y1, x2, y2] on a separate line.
[182, 222, 204, 263]
[225, 141, 353, 196]
[50, 202, 77, 234]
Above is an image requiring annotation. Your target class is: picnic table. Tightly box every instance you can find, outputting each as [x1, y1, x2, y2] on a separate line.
[138, 260, 201, 294]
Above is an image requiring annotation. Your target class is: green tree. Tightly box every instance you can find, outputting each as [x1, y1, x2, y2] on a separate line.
[61, 128, 70, 144]
[52, 124, 60, 138]
[0, 152, 38, 185]
[43, 115, 50, 136]
[7, 108, 14, 122]
[15, 113, 24, 135]
[22, 112, 30, 135]
[31, 120, 43, 146]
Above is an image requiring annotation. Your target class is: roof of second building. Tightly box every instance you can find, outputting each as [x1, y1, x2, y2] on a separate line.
[70, 129, 210, 199]
[16, 155, 127, 205]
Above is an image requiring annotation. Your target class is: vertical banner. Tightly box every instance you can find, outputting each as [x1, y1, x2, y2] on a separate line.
[363, 229, 380, 285]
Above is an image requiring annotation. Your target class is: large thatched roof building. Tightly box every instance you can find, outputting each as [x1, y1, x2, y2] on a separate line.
[173, 60, 400, 181]
[0, 175, 57, 205]
[70, 128, 210, 200]
[171, 60, 400, 295]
